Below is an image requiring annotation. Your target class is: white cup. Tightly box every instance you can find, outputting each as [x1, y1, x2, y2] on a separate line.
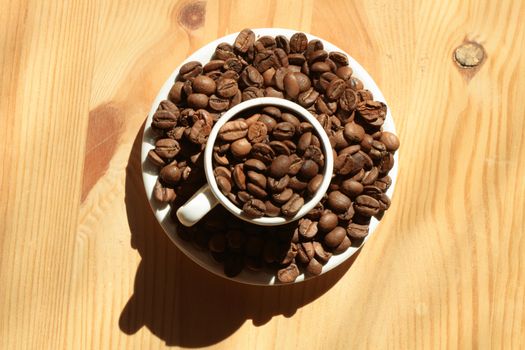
[176, 97, 334, 227]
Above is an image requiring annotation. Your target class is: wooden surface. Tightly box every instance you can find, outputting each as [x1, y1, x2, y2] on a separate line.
[1, 0, 525, 348]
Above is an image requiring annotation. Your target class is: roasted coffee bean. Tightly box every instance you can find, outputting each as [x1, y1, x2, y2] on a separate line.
[319, 212, 338, 232]
[288, 54, 306, 66]
[311, 61, 331, 73]
[306, 258, 323, 275]
[326, 78, 346, 100]
[281, 194, 304, 217]
[336, 66, 353, 82]
[341, 179, 364, 197]
[362, 167, 379, 185]
[283, 72, 300, 99]
[339, 88, 358, 112]
[244, 158, 266, 172]
[231, 138, 252, 158]
[270, 155, 291, 178]
[160, 162, 182, 184]
[155, 138, 180, 159]
[297, 132, 312, 153]
[343, 122, 365, 143]
[243, 198, 266, 218]
[178, 61, 202, 81]
[303, 145, 325, 167]
[247, 182, 268, 198]
[380, 131, 400, 152]
[337, 205, 355, 221]
[288, 176, 308, 191]
[258, 114, 277, 131]
[209, 95, 230, 111]
[234, 28, 255, 53]
[219, 120, 248, 141]
[188, 119, 211, 144]
[237, 191, 252, 203]
[313, 242, 332, 264]
[329, 51, 349, 66]
[232, 164, 246, 190]
[214, 166, 231, 180]
[334, 236, 351, 253]
[277, 263, 300, 283]
[216, 175, 232, 195]
[347, 222, 369, 238]
[152, 110, 178, 130]
[240, 66, 264, 88]
[247, 170, 267, 189]
[192, 75, 216, 95]
[288, 155, 303, 176]
[216, 78, 238, 98]
[272, 188, 293, 204]
[299, 159, 319, 179]
[327, 191, 351, 213]
[289, 32, 308, 53]
[324, 226, 346, 248]
[268, 175, 290, 193]
[275, 35, 290, 53]
[153, 179, 176, 203]
[269, 140, 291, 155]
[307, 174, 323, 195]
[355, 195, 380, 216]
[203, 59, 225, 72]
[298, 218, 318, 238]
[247, 121, 268, 143]
[264, 200, 281, 217]
[334, 153, 354, 175]
[148, 149, 166, 167]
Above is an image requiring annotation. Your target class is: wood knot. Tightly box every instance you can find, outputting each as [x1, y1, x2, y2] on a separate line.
[454, 42, 485, 68]
[178, 1, 206, 31]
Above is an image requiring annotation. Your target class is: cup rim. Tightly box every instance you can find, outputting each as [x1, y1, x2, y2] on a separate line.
[204, 97, 334, 226]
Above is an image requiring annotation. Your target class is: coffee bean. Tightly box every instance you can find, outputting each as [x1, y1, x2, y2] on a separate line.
[355, 195, 380, 216]
[313, 242, 332, 264]
[160, 162, 182, 184]
[247, 182, 268, 198]
[216, 175, 232, 195]
[270, 155, 291, 178]
[251, 142, 275, 163]
[341, 179, 363, 197]
[269, 140, 291, 155]
[243, 198, 266, 218]
[327, 191, 351, 213]
[281, 194, 304, 217]
[326, 78, 346, 100]
[178, 61, 202, 81]
[299, 159, 319, 179]
[334, 236, 351, 253]
[275, 35, 290, 53]
[289, 176, 308, 191]
[298, 218, 318, 238]
[277, 263, 300, 283]
[219, 120, 248, 141]
[303, 145, 324, 167]
[216, 78, 238, 98]
[247, 170, 267, 189]
[298, 87, 319, 108]
[362, 167, 379, 185]
[289, 32, 308, 53]
[324, 226, 346, 248]
[152, 110, 178, 130]
[206, 95, 228, 111]
[238, 191, 251, 203]
[153, 179, 176, 203]
[232, 164, 246, 190]
[264, 200, 281, 217]
[339, 88, 358, 112]
[231, 138, 252, 158]
[155, 138, 180, 159]
[288, 156, 304, 176]
[244, 158, 266, 172]
[192, 75, 216, 95]
[188, 119, 211, 144]
[283, 72, 300, 99]
[268, 175, 290, 193]
[213, 151, 229, 166]
[234, 28, 255, 53]
[334, 153, 354, 175]
[272, 188, 293, 204]
[257, 114, 277, 132]
[240, 66, 264, 88]
[247, 121, 268, 143]
[380, 131, 400, 152]
[148, 149, 166, 167]
[307, 174, 323, 195]
[347, 222, 369, 238]
[319, 212, 338, 232]
[306, 258, 323, 275]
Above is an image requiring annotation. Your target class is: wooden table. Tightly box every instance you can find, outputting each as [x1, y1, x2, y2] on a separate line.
[2, 0, 524, 348]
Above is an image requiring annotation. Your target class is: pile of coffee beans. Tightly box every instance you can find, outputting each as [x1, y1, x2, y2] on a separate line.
[148, 29, 400, 283]
[213, 106, 325, 218]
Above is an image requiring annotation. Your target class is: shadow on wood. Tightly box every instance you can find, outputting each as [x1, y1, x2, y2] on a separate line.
[119, 123, 360, 347]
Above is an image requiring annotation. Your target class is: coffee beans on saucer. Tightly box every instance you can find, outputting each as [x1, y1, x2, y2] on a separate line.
[148, 29, 400, 283]
[213, 106, 324, 218]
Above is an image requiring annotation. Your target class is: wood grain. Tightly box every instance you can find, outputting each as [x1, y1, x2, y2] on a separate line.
[1, 0, 525, 348]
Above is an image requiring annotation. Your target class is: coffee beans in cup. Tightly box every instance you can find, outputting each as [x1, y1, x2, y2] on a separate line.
[148, 29, 400, 283]
[212, 106, 325, 219]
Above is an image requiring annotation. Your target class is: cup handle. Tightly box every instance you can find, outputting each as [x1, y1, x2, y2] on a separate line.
[176, 184, 218, 227]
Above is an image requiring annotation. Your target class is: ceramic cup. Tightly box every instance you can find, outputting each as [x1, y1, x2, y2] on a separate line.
[176, 97, 334, 227]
